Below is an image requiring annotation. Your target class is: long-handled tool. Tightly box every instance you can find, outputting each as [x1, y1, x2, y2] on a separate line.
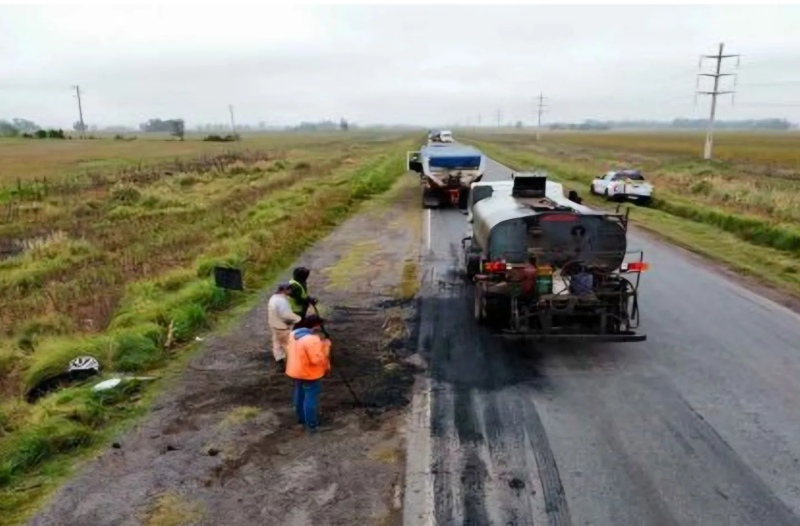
[311, 304, 364, 407]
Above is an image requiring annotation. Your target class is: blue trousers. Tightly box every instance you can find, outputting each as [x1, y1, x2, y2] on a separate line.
[292, 379, 320, 429]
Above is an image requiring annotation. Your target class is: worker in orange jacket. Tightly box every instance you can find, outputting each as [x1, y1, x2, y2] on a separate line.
[285, 314, 331, 432]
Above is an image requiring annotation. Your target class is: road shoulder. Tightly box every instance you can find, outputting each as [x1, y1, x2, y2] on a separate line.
[28, 176, 424, 526]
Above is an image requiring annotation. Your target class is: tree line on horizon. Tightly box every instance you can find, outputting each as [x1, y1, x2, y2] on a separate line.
[0, 117, 358, 137]
[547, 118, 795, 131]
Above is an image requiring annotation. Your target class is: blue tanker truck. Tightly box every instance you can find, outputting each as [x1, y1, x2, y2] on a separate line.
[406, 142, 486, 209]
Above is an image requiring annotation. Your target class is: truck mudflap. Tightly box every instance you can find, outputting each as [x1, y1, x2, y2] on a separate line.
[496, 330, 646, 343]
[422, 186, 441, 208]
[422, 181, 471, 209]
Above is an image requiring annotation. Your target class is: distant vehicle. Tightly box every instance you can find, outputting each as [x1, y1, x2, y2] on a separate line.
[426, 129, 453, 144]
[462, 172, 647, 342]
[406, 143, 485, 208]
[590, 169, 652, 205]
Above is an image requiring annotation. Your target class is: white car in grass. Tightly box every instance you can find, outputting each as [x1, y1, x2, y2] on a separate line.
[590, 169, 653, 205]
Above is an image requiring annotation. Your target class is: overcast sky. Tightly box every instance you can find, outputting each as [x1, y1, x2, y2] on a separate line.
[2, 4, 800, 128]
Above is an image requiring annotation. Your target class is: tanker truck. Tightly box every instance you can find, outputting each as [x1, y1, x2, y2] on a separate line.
[462, 172, 648, 342]
[406, 143, 486, 209]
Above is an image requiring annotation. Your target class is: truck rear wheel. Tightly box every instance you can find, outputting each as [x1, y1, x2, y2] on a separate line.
[473, 286, 485, 323]
[458, 187, 470, 210]
[483, 295, 510, 331]
[465, 252, 480, 279]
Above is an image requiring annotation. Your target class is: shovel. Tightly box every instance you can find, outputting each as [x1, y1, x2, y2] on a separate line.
[311, 304, 365, 407]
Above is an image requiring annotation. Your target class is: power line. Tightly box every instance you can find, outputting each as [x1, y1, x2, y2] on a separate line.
[536, 93, 547, 141]
[72, 85, 85, 137]
[734, 101, 800, 107]
[737, 80, 800, 87]
[228, 104, 237, 137]
[696, 42, 740, 160]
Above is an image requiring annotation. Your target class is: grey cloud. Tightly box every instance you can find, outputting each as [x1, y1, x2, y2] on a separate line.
[2, 5, 800, 127]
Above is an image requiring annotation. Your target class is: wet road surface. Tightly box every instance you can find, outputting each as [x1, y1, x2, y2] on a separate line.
[404, 158, 800, 525]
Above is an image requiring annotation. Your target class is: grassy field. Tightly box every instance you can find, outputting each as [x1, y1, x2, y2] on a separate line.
[0, 132, 368, 184]
[0, 131, 415, 520]
[463, 130, 800, 298]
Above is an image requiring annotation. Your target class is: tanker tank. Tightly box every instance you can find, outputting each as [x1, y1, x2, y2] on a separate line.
[462, 171, 647, 343]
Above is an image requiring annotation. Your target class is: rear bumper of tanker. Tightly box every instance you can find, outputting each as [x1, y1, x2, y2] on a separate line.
[495, 329, 646, 343]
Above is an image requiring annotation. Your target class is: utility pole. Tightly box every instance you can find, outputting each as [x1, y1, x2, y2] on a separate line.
[478, 113, 482, 128]
[496, 108, 502, 128]
[228, 104, 238, 137]
[536, 93, 547, 141]
[696, 42, 740, 160]
[72, 85, 85, 137]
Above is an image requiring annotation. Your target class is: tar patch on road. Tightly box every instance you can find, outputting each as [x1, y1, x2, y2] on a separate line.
[509, 478, 526, 490]
[460, 450, 491, 526]
[454, 387, 485, 445]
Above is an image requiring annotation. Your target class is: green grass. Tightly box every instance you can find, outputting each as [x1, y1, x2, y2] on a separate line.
[465, 134, 800, 299]
[0, 133, 416, 524]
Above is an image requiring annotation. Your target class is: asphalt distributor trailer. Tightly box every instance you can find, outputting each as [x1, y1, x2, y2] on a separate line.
[462, 172, 648, 342]
[407, 143, 486, 209]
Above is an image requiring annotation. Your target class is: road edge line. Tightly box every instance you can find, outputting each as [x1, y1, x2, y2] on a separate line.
[401, 374, 436, 526]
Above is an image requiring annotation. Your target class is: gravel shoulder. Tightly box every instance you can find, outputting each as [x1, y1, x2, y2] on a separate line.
[28, 176, 424, 526]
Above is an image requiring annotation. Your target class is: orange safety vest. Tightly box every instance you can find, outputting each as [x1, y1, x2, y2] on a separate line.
[286, 328, 331, 381]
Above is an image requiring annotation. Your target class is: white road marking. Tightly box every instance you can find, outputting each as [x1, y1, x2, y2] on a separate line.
[402, 376, 435, 526]
[426, 208, 432, 252]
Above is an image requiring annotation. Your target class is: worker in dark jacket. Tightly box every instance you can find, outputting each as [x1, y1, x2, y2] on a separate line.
[288, 266, 318, 323]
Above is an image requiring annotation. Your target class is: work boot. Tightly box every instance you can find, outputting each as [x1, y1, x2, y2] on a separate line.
[306, 424, 333, 435]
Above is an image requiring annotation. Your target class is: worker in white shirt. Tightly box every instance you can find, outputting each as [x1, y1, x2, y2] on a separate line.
[267, 282, 302, 371]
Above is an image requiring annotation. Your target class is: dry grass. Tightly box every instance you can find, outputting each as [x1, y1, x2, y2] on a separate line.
[1, 137, 409, 342]
[467, 131, 800, 226]
[368, 443, 402, 465]
[395, 259, 420, 301]
[0, 132, 416, 522]
[545, 130, 800, 167]
[220, 405, 260, 427]
[0, 132, 384, 184]
[322, 241, 383, 291]
[138, 491, 205, 526]
[382, 308, 410, 344]
[470, 129, 800, 167]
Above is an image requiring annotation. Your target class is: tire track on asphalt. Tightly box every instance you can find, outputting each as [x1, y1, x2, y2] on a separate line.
[479, 392, 539, 526]
[423, 205, 565, 526]
[520, 398, 573, 526]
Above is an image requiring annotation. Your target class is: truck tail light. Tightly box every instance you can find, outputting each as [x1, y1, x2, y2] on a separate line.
[483, 260, 508, 273]
[621, 262, 650, 272]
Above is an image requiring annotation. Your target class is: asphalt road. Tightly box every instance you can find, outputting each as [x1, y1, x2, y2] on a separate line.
[404, 158, 800, 526]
